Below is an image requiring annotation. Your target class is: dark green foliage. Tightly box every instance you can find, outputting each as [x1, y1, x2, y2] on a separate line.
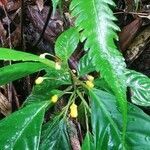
[40, 117, 71, 150]
[70, 0, 127, 141]
[0, 62, 48, 86]
[0, 101, 49, 149]
[0, 0, 150, 149]
[89, 89, 150, 149]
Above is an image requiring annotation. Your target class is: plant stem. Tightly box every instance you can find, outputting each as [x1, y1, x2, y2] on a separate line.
[76, 90, 91, 113]
[63, 91, 76, 119]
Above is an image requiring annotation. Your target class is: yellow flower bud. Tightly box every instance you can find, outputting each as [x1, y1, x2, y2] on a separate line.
[86, 80, 94, 89]
[55, 62, 61, 70]
[39, 53, 46, 59]
[39, 53, 51, 59]
[70, 103, 78, 118]
[51, 95, 58, 103]
[72, 69, 76, 74]
[87, 75, 94, 81]
[35, 77, 44, 84]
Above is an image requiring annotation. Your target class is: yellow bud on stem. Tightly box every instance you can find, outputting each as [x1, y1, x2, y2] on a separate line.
[51, 95, 58, 103]
[35, 77, 44, 85]
[70, 103, 78, 118]
[86, 80, 94, 89]
[55, 62, 61, 70]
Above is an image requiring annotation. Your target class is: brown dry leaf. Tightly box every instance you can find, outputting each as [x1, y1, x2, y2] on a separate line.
[0, 21, 6, 42]
[27, 6, 63, 43]
[119, 18, 142, 52]
[4, 26, 21, 47]
[0, 92, 12, 116]
[36, 0, 44, 12]
[6, 0, 21, 12]
[125, 25, 150, 63]
[0, 0, 7, 7]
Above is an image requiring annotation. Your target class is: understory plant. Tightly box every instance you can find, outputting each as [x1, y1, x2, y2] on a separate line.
[0, 0, 150, 149]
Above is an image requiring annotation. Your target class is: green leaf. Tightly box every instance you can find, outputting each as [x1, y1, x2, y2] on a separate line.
[90, 89, 123, 149]
[55, 28, 79, 64]
[91, 89, 150, 149]
[0, 48, 54, 68]
[70, 0, 127, 140]
[0, 62, 47, 86]
[94, 78, 112, 93]
[0, 101, 49, 150]
[126, 69, 150, 106]
[82, 132, 94, 150]
[78, 54, 95, 76]
[40, 117, 71, 150]
[26, 69, 71, 104]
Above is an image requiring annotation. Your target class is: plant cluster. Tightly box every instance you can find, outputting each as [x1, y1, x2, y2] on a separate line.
[0, 0, 150, 149]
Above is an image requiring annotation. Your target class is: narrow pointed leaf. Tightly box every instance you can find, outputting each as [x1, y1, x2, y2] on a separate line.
[0, 101, 49, 150]
[70, 0, 127, 140]
[0, 48, 54, 68]
[0, 62, 48, 86]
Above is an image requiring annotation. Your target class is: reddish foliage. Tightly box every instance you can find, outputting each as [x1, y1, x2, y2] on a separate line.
[0, 0, 7, 7]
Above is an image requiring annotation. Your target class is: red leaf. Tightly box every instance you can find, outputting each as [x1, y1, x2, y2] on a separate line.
[0, 0, 7, 7]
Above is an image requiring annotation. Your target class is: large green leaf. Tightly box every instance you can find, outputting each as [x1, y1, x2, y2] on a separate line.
[90, 89, 123, 149]
[126, 69, 150, 106]
[55, 28, 79, 64]
[91, 89, 150, 149]
[0, 48, 54, 68]
[0, 101, 49, 150]
[95, 69, 150, 106]
[0, 62, 48, 86]
[40, 117, 71, 150]
[70, 0, 127, 139]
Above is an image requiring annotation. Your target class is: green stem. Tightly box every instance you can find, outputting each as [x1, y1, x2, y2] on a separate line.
[76, 90, 91, 114]
[84, 106, 89, 132]
[63, 91, 76, 119]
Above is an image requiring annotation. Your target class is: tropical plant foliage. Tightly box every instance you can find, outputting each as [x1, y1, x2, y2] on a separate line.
[0, 0, 150, 149]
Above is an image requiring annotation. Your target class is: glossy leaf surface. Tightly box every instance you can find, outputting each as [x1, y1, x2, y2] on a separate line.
[0, 48, 54, 68]
[40, 117, 71, 150]
[82, 132, 94, 150]
[0, 101, 49, 150]
[90, 89, 150, 149]
[90, 89, 123, 149]
[126, 69, 150, 106]
[70, 0, 127, 138]
[0, 62, 47, 86]
[78, 54, 95, 76]
[55, 28, 79, 64]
